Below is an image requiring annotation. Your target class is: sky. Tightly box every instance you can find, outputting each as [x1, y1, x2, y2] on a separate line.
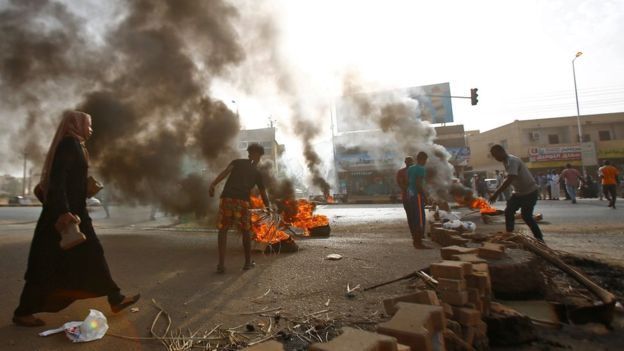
[231, 0, 624, 133]
[1, 0, 623, 178]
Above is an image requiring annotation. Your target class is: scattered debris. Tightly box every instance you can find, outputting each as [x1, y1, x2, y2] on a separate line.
[325, 254, 342, 260]
[40, 309, 108, 343]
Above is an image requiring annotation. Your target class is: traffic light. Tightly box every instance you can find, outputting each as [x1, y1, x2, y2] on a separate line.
[470, 88, 479, 106]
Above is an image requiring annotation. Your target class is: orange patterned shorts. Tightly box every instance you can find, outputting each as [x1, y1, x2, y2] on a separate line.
[217, 198, 251, 231]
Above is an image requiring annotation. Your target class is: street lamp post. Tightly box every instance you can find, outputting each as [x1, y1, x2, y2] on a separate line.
[572, 51, 585, 176]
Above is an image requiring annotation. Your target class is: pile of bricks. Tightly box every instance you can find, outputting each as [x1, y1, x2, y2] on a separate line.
[430, 260, 491, 348]
[429, 227, 469, 247]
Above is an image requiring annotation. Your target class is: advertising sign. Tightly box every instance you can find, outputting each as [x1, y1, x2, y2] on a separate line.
[336, 82, 454, 133]
[528, 146, 581, 162]
[581, 142, 598, 166]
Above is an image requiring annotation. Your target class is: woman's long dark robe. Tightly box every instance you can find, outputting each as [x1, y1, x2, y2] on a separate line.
[14, 137, 121, 316]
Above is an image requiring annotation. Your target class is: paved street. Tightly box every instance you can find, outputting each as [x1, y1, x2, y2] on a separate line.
[0, 200, 622, 350]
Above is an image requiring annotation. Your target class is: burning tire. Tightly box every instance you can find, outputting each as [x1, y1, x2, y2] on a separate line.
[264, 237, 299, 254]
[309, 225, 331, 237]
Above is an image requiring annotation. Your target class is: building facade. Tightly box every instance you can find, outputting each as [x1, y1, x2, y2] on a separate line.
[333, 125, 469, 203]
[466, 112, 624, 177]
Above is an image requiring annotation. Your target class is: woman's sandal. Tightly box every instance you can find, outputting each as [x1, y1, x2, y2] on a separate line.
[12, 315, 45, 327]
[111, 294, 141, 313]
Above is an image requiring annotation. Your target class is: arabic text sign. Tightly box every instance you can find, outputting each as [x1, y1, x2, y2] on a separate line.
[528, 146, 581, 162]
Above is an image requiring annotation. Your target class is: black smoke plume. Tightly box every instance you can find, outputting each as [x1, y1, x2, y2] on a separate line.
[0, 0, 246, 214]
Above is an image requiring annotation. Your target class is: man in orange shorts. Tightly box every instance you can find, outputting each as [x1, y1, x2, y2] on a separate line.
[599, 160, 620, 209]
[209, 143, 270, 273]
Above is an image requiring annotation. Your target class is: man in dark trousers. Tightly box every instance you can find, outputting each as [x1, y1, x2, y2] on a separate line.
[396, 156, 415, 237]
[407, 152, 432, 249]
[488, 144, 544, 242]
[209, 143, 270, 273]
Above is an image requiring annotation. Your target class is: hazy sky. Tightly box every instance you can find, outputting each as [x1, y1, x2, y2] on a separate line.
[234, 0, 624, 133]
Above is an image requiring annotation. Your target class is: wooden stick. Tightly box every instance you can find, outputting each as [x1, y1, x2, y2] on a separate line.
[363, 268, 426, 291]
[516, 235, 615, 305]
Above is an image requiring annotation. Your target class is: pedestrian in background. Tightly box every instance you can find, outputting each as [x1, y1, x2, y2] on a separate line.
[488, 144, 544, 242]
[14, 111, 139, 327]
[560, 164, 583, 204]
[396, 157, 416, 238]
[407, 152, 432, 249]
[549, 170, 560, 200]
[209, 143, 270, 273]
[599, 160, 619, 209]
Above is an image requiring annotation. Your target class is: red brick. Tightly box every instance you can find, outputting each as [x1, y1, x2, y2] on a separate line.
[462, 326, 476, 345]
[377, 302, 446, 351]
[431, 229, 469, 247]
[383, 290, 440, 315]
[440, 245, 478, 260]
[243, 340, 284, 351]
[309, 327, 399, 351]
[439, 290, 469, 306]
[478, 242, 506, 259]
[476, 320, 488, 336]
[442, 303, 454, 318]
[451, 253, 487, 264]
[471, 262, 489, 273]
[467, 288, 484, 312]
[397, 344, 411, 351]
[430, 260, 472, 279]
[452, 306, 482, 326]
[437, 278, 467, 292]
[466, 271, 491, 295]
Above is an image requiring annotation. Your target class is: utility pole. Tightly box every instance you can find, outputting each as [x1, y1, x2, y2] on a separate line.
[22, 151, 27, 196]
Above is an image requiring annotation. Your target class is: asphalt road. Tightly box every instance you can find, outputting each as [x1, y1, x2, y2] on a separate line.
[0, 200, 622, 350]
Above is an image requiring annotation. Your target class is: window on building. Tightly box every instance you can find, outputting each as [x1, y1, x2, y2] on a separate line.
[548, 134, 559, 144]
[599, 130, 611, 141]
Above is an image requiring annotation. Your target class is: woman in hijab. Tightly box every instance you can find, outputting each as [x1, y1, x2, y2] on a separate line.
[13, 111, 139, 327]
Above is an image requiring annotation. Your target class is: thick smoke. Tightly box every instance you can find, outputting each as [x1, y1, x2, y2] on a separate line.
[0, 0, 246, 214]
[341, 77, 474, 202]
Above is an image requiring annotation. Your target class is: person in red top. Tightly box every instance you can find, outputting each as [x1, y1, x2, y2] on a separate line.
[560, 164, 583, 204]
[599, 160, 620, 209]
[396, 157, 415, 237]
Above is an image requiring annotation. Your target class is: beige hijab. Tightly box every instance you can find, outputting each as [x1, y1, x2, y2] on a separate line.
[39, 111, 92, 193]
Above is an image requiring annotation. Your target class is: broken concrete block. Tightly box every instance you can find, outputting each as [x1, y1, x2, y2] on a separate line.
[309, 327, 399, 351]
[452, 306, 482, 326]
[430, 261, 472, 280]
[478, 242, 506, 260]
[485, 303, 536, 346]
[383, 290, 440, 315]
[243, 340, 284, 351]
[488, 249, 544, 299]
[437, 278, 467, 292]
[440, 245, 479, 260]
[377, 302, 446, 351]
[451, 253, 487, 264]
[439, 290, 469, 306]
[397, 344, 410, 351]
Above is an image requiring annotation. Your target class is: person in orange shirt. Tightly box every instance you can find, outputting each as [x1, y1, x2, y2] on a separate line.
[599, 160, 620, 209]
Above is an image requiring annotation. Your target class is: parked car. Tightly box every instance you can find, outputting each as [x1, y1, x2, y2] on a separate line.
[484, 179, 499, 194]
[8, 196, 31, 205]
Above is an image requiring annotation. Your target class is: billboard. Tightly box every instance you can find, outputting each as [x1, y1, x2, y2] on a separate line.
[528, 146, 581, 162]
[336, 82, 454, 133]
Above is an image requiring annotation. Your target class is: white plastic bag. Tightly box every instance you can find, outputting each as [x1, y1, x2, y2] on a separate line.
[39, 309, 108, 343]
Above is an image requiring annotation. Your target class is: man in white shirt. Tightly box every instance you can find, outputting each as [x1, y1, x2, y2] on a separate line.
[488, 144, 544, 242]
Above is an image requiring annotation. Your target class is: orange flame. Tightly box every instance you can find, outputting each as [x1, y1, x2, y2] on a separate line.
[326, 195, 335, 204]
[282, 199, 329, 234]
[249, 195, 291, 244]
[469, 197, 498, 214]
